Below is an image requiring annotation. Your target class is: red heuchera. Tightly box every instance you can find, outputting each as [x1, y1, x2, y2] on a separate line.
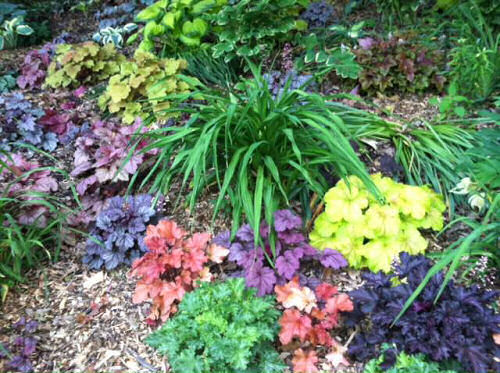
[0, 154, 58, 226]
[130, 220, 229, 323]
[71, 118, 156, 196]
[276, 277, 353, 372]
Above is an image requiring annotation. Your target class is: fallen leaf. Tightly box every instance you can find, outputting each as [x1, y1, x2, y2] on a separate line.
[83, 271, 105, 289]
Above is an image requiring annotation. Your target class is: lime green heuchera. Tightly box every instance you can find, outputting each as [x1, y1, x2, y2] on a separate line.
[310, 174, 446, 273]
[44, 42, 126, 88]
[98, 50, 191, 124]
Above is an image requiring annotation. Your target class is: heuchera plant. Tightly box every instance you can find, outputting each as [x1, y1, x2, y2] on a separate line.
[0, 154, 58, 226]
[44, 42, 126, 89]
[146, 278, 285, 373]
[83, 194, 155, 270]
[98, 51, 191, 124]
[17, 43, 55, 90]
[70, 118, 156, 197]
[310, 174, 446, 273]
[130, 220, 229, 323]
[300, 1, 335, 29]
[354, 35, 446, 94]
[345, 253, 500, 373]
[0, 93, 58, 151]
[219, 209, 348, 296]
[276, 277, 353, 373]
[0, 317, 39, 373]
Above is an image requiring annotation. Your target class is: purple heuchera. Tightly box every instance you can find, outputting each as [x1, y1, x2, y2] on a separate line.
[83, 194, 155, 270]
[0, 318, 39, 373]
[216, 209, 348, 296]
[17, 43, 55, 90]
[0, 93, 57, 152]
[71, 119, 156, 196]
[345, 253, 500, 373]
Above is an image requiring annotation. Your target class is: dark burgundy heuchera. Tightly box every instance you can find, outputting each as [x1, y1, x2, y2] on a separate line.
[345, 253, 500, 373]
[83, 194, 155, 270]
[354, 35, 446, 94]
[17, 43, 55, 90]
[215, 210, 347, 296]
[0, 318, 39, 373]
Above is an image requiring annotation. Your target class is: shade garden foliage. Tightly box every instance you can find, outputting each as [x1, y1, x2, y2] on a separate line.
[0, 0, 499, 372]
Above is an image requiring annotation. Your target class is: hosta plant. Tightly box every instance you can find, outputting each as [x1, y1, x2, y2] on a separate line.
[44, 42, 126, 89]
[345, 253, 500, 373]
[0, 318, 39, 373]
[220, 209, 348, 296]
[97, 51, 191, 124]
[129, 220, 229, 323]
[0, 16, 33, 50]
[92, 23, 138, 48]
[147, 278, 284, 373]
[17, 43, 55, 90]
[70, 119, 156, 197]
[276, 278, 353, 372]
[134, 0, 227, 54]
[83, 195, 155, 270]
[354, 35, 446, 94]
[133, 64, 378, 244]
[309, 174, 446, 273]
[0, 92, 57, 152]
[209, 0, 308, 63]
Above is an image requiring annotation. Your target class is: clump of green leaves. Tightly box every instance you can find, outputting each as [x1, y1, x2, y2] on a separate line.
[209, 0, 308, 63]
[98, 51, 191, 124]
[354, 34, 446, 94]
[44, 42, 126, 89]
[310, 173, 446, 272]
[134, 0, 226, 54]
[295, 32, 361, 79]
[147, 278, 285, 373]
[363, 344, 457, 373]
[429, 82, 470, 120]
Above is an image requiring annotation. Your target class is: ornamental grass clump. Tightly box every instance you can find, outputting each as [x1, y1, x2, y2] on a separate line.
[98, 51, 191, 124]
[310, 173, 445, 272]
[133, 64, 378, 243]
[146, 278, 285, 373]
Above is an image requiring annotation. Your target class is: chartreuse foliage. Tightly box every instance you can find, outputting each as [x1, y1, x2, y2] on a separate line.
[133, 64, 379, 247]
[146, 278, 285, 373]
[310, 174, 445, 273]
[44, 42, 125, 89]
[98, 51, 191, 123]
[363, 344, 457, 373]
[134, 0, 227, 54]
[209, 0, 308, 63]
